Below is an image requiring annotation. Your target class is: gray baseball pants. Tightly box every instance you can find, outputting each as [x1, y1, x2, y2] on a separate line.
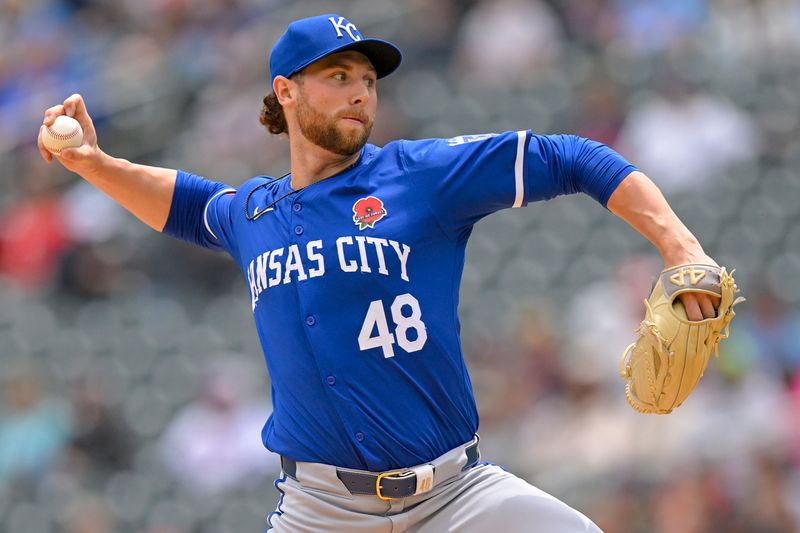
[265, 439, 601, 532]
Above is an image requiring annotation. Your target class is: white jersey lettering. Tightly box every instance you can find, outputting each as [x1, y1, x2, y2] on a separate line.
[366, 237, 389, 276]
[247, 237, 413, 312]
[268, 248, 284, 288]
[354, 236, 372, 273]
[307, 240, 325, 278]
[256, 251, 270, 292]
[284, 244, 308, 284]
[337, 236, 358, 272]
[248, 260, 259, 310]
[389, 240, 411, 282]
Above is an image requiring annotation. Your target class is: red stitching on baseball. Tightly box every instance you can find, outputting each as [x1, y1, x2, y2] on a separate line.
[47, 123, 80, 140]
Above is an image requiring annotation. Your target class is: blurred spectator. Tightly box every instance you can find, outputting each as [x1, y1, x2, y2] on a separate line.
[0, 358, 72, 490]
[707, 0, 800, 65]
[0, 153, 71, 290]
[451, 0, 564, 90]
[652, 469, 711, 533]
[612, 0, 708, 55]
[56, 241, 129, 298]
[588, 479, 650, 533]
[562, 254, 661, 389]
[67, 369, 136, 484]
[61, 181, 125, 245]
[719, 280, 800, 384]
[556, 0, 621, 50]
[56, 180, 131, 298]
[572, 70, 626, 147]
[0, 0, 73, 153]
[745, 453, 797, 533]
[790, 374, 800, 473]
[400, 0, 464, 65]
[468, 298, 566, 447]
[616, 79, 760, 194]
[63, 494, 114, 533]
[511, 300, 568, 405]
[159, 358, 277, 495]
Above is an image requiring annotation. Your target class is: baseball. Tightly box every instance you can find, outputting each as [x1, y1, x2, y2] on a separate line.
[42, 115, 83, 155]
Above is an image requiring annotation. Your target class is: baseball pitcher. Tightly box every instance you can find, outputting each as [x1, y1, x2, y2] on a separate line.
[38, 14, 740, 533]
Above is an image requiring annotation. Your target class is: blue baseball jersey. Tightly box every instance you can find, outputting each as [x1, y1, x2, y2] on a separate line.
[164, 131, 635, 471]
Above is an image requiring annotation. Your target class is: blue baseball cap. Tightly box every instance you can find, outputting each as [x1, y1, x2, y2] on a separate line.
[269, 14, 402, 85]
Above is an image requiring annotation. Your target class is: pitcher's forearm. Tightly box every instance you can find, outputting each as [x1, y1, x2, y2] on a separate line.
[607, 171, 706, 265]
[84, 152, 177, 232]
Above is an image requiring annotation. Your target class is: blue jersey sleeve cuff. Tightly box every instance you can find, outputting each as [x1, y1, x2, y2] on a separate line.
[598, 163, 637, 208]
[164, 170, 232, 249]
[573, 138, 637, 208]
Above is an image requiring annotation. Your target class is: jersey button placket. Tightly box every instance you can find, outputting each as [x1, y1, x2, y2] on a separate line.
[294, 225, 304, 235]
[355, 432, 365, 442]
[293, 202, 302, 212]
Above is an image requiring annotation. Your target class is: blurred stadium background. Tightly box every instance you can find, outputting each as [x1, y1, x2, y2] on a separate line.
[2, 0, 800, 532]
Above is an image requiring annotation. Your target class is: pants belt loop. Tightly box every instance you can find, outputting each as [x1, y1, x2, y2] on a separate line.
[281, 455, 297, 480]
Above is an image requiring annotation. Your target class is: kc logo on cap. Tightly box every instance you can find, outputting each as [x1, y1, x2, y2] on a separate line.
[328, 16, 362, 41]
[268, 13, 402, 84]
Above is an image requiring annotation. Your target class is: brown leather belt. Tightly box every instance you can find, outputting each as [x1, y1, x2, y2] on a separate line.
[280, 438, 481, 500]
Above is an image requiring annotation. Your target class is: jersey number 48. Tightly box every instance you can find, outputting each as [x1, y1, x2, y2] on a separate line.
[358, 293, 428, 358]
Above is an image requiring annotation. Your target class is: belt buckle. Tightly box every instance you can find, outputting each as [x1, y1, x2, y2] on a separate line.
[376, 470, 411, 501]
[375, 464, 435, 500]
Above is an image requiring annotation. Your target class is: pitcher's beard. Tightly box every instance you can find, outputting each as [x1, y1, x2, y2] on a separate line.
[296, 95, 373, 156]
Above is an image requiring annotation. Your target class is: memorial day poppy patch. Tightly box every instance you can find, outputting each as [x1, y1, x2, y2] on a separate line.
[352, 196, 387, 230]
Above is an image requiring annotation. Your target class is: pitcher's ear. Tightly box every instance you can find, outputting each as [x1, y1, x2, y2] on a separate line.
[274, 76, 296, 105]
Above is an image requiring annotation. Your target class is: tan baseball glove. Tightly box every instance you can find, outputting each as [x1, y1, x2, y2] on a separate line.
[619, 263, 745, 414]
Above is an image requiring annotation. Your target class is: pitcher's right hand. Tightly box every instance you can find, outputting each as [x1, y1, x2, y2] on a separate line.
[39, 93, 104, 177]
